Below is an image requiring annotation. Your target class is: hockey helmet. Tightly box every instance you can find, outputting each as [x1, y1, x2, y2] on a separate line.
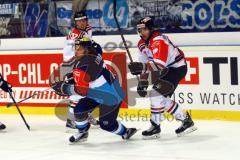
[137, 17, 154, 31]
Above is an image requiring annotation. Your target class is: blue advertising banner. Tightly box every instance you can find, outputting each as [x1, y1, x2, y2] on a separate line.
[179, 0, 240, 32]
[61, 0, 240, 35]
[126, 0, 240, 33]
[0, 0, 239, 38]
[24, 3, 49, 37]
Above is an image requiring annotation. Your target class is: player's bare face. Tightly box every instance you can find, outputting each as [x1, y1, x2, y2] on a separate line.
[76, 19, 88, 30]
[75, 45, 85, 56]
[138, 28, 151, 40]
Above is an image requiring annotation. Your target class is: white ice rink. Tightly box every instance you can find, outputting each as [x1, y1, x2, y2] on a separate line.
[0, 115, 239, 160]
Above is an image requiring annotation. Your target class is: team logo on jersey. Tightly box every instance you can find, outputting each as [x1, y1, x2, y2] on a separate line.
[68, 32, 80, 40]
[152, 41, 160, 47]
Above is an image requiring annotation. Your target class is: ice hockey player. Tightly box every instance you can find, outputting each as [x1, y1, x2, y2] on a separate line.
[63, 10, 92, 62]
[128, 17, 197, 138]
[62, 10, 99, 129]
[51, 37, 137, 143]
[0, 73, 12, 130]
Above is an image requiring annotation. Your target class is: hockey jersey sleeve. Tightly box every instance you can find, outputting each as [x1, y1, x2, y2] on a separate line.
[63, 28, 80, 62]
[137, 40, 149, 80]
[84, 25, 92, 39]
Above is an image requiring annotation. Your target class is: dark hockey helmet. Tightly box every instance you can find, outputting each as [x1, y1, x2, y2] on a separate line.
[75, 37, 92, 50]
[137, 17, 154, 31]
[74, 11, 88, 21]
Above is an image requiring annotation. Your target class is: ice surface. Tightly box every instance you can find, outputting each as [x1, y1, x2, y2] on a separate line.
[0, 115, 239, 160]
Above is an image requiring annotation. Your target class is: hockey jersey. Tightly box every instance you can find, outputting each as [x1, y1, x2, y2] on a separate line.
[63, 25, 92, 62]
[138, 31, 186, 70]
[72, 53, 124, 106]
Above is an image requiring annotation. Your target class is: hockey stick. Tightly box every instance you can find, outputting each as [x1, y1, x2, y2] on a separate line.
[113, 0, 174, 96]
[6, 76, 74, 108]
[113, 0, 140, 81]
[113, 0, 133, 62]
[8, 89, 30, 131]
[6, 87, 52, 108]
[113, 1, 167, 75]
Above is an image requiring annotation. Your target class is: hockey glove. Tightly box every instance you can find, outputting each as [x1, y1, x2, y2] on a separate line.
[64, 72, 74, 84]
[137, 80, 149, 97]
[51, 81, 75, 96]
[0, 79, 12, 92]
[128, 62, 145, 75]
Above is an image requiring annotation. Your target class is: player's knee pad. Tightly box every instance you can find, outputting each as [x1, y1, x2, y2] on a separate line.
[153, 79, 174, 96]
[150, 90, 173, 112]
[99, 119, 118, 132]
[74, 112, 88, 121]
[73, 97, 98, 114]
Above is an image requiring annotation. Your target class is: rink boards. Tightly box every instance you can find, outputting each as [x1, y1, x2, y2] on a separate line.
[0, 35, 240, 121]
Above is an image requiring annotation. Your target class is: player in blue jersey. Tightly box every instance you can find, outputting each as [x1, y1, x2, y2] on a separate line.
[51, 38, 137, 143]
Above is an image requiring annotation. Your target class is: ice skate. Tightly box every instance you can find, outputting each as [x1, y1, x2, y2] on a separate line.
[176, 112, 197, 137]
[122, 128, 137, 140]
[142, 120, 161, 139]
[69, 130, 89, 143]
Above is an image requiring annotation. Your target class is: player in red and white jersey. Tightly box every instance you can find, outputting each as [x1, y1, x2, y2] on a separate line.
[128, 17, 197, 138]
[63, 11, 92, 62]
[137, 29, 186, 69]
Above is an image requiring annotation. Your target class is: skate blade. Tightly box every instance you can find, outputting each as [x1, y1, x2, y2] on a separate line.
[177, 126, 197, 137]
[69, 138, 88, 145]
[142, 134, 160, 140]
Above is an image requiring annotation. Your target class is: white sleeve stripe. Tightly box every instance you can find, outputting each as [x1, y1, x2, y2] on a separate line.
[153, 36, 170, 45]
[153, 58, 166, 67]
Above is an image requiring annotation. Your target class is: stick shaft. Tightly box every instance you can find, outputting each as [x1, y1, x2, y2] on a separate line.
[113, 0, 139, 81]
[8, 90, 30, 131]
[7, 88, 52, 107]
